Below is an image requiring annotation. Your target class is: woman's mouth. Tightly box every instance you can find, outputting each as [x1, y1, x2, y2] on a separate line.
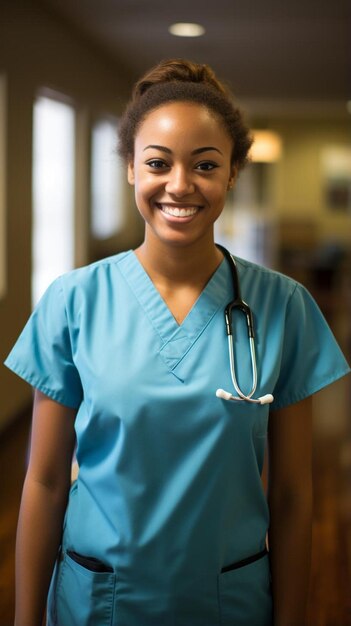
[157, 204, 200, 217]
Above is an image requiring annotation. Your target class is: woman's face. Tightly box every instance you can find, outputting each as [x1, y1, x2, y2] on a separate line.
[128, 102, 235, 249]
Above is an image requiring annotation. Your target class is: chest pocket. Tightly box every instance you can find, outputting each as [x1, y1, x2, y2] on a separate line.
[253, 405, 269, 439]
[220, 398, 270, 439]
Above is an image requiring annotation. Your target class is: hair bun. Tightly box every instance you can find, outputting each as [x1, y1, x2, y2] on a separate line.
[133, 58, 227, 101]
[118, 57, 252, 170]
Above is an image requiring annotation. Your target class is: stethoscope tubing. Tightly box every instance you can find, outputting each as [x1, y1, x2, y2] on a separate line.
[216, 244, 274, 406]
[228, 334, 258, 400]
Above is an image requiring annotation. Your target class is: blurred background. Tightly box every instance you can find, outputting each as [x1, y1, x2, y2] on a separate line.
[0, 0, 350, 624]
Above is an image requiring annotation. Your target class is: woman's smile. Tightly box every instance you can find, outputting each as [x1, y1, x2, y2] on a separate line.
[156, 202, 202, 220]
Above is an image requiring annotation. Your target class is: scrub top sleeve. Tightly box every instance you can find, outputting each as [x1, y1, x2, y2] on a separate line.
[4, 277, 83, 408]
[271, 282, 350, 410]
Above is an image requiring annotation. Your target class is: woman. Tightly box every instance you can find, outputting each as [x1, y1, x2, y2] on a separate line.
[5, 59, 350, 626]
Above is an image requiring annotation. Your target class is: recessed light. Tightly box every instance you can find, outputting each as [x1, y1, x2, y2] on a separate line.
[168, 23, 205, 37]
[250, 130, 283, 163]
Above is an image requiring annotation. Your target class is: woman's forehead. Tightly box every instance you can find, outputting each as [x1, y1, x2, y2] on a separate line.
[135, 102, 232, 148]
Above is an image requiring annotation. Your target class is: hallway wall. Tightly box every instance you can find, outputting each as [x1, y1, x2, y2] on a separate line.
[271, 119, 351, 245]
[0, 0, 133, 429]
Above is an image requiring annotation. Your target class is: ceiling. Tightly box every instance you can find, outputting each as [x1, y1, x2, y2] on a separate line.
[41, 0, 351, 118]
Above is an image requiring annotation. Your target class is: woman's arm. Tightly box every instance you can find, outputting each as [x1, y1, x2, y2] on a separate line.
[14, 389, 77, 626]
[267, 396, 313, 626]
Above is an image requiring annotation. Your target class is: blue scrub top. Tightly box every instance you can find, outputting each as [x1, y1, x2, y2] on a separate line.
[4, 250, 350, 626]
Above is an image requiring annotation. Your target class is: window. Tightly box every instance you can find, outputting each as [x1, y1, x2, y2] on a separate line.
[32, 94, 75, 306]
[0, 75, 7, 300]
[91, 117, 125, 239]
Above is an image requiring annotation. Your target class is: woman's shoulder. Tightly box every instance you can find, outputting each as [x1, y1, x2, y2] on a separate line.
[234, 255, 300, 297]
[58, 250, 133, 292]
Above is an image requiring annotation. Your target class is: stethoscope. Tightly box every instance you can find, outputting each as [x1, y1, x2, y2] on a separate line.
[215, 245, 274, 405]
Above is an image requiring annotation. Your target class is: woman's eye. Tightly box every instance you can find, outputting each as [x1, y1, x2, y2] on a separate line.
[195, 161, 218, 171]
[145, 159, 168, 170]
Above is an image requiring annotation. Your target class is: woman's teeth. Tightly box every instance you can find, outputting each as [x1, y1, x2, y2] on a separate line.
[161, 205, 198, 217]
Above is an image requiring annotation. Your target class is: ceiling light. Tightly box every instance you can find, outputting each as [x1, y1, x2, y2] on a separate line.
[168, 23, 205, 37]
[250, 130, 282, 163]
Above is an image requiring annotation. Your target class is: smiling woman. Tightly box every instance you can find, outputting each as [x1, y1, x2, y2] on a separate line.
[4, 58, 350, 626]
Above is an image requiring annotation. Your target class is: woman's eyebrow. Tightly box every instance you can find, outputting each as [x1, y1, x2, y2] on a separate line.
[143, 144, 172, 153]
[192, 146, 223, 156]
[143, 144, 223, 155]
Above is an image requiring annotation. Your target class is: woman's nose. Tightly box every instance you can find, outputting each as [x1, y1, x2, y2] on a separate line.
[165, 167, 195, 196]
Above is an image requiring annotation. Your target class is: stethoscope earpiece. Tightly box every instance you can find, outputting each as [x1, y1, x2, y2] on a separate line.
[216, 388, 233, 401]
[216, 389, 274, 405]
[216, 245, 274, 406]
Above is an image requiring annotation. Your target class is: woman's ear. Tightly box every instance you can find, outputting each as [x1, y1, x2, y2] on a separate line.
[127, 161, 135, 185]
[227, 166, 238, 191]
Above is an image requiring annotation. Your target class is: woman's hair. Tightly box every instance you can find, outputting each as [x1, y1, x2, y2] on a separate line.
[118, 58, 253, 169]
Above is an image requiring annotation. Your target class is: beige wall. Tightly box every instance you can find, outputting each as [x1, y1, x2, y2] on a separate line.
[270, 119, 351, 244]
[0, 0, 136, 430]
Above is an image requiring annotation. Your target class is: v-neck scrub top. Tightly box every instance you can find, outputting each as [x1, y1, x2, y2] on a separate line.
[5, 251, 350, 626]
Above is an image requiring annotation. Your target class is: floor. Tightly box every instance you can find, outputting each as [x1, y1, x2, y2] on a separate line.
[308, 382, 351, 626]
[0, 409, 31, 626]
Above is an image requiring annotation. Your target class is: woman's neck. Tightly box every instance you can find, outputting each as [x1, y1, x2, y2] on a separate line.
[134, 235, 224, 289]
